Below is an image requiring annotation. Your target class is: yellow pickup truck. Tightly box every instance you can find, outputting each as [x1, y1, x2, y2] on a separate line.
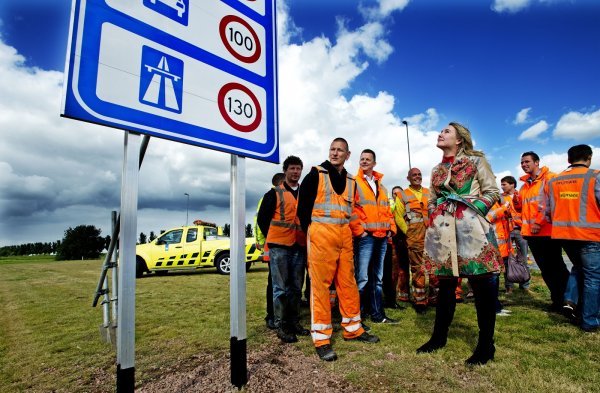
[135, 222, 262, 277]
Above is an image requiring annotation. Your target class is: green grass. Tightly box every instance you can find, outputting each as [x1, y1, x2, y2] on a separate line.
[0, 257, 598, 392]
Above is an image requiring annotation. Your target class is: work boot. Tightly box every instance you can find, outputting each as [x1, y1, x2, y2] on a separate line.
[291, 323, 310, 336]
[361, 322, 371, 333]
[344, 331, 380, 343]
[416, 278, 457, 354]
[276, 327, 298, 344]
[315, 344, 337, 361]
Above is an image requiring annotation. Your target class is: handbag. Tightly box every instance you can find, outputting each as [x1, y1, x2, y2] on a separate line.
[506, 243, 530, 284]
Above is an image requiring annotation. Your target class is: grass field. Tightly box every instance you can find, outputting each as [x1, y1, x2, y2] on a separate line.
[0, 256, 598, 392]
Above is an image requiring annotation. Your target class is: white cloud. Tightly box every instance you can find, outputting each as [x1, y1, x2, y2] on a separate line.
[514, 107, 531, 124]
[518, 120, 549, 141]
[553, 109, 600, 140]
[360, 0, 410, 21]
[492, 0, 533, 13]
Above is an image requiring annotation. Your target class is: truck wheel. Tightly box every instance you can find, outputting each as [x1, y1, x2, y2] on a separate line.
[136, 257, 147, 278]
[215, 252, 231, 275]
[245, 262, 252, 272]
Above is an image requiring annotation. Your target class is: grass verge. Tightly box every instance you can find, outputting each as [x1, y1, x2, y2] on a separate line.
[0, 256, 598, 392]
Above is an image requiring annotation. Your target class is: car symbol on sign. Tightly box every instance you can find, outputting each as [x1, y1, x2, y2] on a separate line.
[150, 0, 186, 18]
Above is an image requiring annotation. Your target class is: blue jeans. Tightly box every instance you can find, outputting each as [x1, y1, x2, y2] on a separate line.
[507, 228, 530, 289]
[562, 240, 600, 330]
[354, 234, 387, 321]
[269, 246, 306, 327]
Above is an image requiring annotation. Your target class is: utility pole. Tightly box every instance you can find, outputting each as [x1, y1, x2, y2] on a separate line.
[402, 120, 412, 169]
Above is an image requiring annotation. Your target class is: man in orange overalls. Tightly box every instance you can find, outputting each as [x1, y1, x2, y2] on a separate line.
[297, 137, 380, 361]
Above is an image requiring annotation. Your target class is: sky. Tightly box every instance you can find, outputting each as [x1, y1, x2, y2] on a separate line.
[1, 0, 600, 246]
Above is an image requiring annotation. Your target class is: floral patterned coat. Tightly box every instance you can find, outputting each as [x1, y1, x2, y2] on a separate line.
[423, 152, 502, 277]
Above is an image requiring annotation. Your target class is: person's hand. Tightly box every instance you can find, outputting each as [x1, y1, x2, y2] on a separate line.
[256, 243, 262, 250]
[361, 232, 368, 238]
[531, 223, 541, 234]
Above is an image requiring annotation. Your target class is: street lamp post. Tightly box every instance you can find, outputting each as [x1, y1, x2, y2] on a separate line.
[184, 193, 190, 226]
[402, 120, 412, 169]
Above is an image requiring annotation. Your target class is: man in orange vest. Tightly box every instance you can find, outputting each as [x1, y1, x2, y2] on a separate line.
[297, 138, 380, 362]
[258, 156, 308, 343]
[548, 144, 600, 333]
[499, 175, 530, 293]
[353, 149, 397, 325]
[517, 151, 569, 311]
[255, 173, 285, 330]
[394, 168, 439, 313]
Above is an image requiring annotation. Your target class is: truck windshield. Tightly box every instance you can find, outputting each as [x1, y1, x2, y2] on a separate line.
[158, 229, 183, 245]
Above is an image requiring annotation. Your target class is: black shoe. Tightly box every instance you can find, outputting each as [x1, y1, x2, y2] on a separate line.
[277, 328, 298, 343]
[416, 337, 447, 353]
[292, 323, 310, 336]
[372, 317, 399, 324]
[316, 344, 337, 361]
[465, 344, 495, 366]
[361, 322, 371, 333]
[562, 302, 577, 321]
[344, 331, 380, 343]
[414, 304, 428, 314]
[265, 318, 277, 330]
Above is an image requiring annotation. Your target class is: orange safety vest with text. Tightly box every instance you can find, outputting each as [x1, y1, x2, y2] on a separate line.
[354, 169, 395, 237]
[265, 184, 306, 247]
[519, 166, 555, 237]
[399, 187, 430, 225]
[548, 166, 600, 241]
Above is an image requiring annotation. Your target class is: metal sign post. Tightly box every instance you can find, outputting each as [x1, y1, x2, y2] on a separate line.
[229, 154, 247, 388]
[116, 131, 141, 392]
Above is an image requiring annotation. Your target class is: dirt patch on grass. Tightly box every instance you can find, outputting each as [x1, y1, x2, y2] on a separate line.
[138, 344, 364, 393]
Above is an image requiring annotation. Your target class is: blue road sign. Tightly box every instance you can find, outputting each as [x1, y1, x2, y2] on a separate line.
[62, 0, 279, 163]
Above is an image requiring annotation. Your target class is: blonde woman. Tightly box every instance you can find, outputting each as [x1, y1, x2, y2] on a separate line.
[417, 122, 502, 365]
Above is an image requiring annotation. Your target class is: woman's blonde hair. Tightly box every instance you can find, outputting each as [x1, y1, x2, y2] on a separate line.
[449, 122, 484, 157]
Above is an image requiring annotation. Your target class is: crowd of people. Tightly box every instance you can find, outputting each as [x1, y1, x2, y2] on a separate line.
[254, 122, 600, 364]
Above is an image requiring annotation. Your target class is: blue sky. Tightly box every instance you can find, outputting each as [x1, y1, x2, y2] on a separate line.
[1, 0, 600, 245]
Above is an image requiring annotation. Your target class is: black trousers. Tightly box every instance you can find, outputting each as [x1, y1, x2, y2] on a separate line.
[434, 275, 498, 347]
[526, 236, 569, 307]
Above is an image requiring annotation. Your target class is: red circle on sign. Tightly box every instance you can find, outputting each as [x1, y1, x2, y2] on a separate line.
[218, 82, 262, 133]
[219, 15, 262, 64]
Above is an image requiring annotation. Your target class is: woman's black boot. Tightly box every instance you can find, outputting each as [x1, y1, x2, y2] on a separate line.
[466, 275, 498, 365]
[417, 278, 457, 353]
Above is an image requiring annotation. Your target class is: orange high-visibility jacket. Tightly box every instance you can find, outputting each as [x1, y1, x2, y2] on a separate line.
[486, 196, 512, 258]
[311, 166, 362, 236]
[266, 184, 306, 247]
[519, 166, 556, 237]
[548, 166, 600, 241]
[353, 168, 396, 238]
[505, 192, 523, 228]
[399, 187, 430, 225]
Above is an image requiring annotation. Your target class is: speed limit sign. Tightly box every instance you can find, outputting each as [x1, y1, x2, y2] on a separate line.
[63, 0, 279, 163]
